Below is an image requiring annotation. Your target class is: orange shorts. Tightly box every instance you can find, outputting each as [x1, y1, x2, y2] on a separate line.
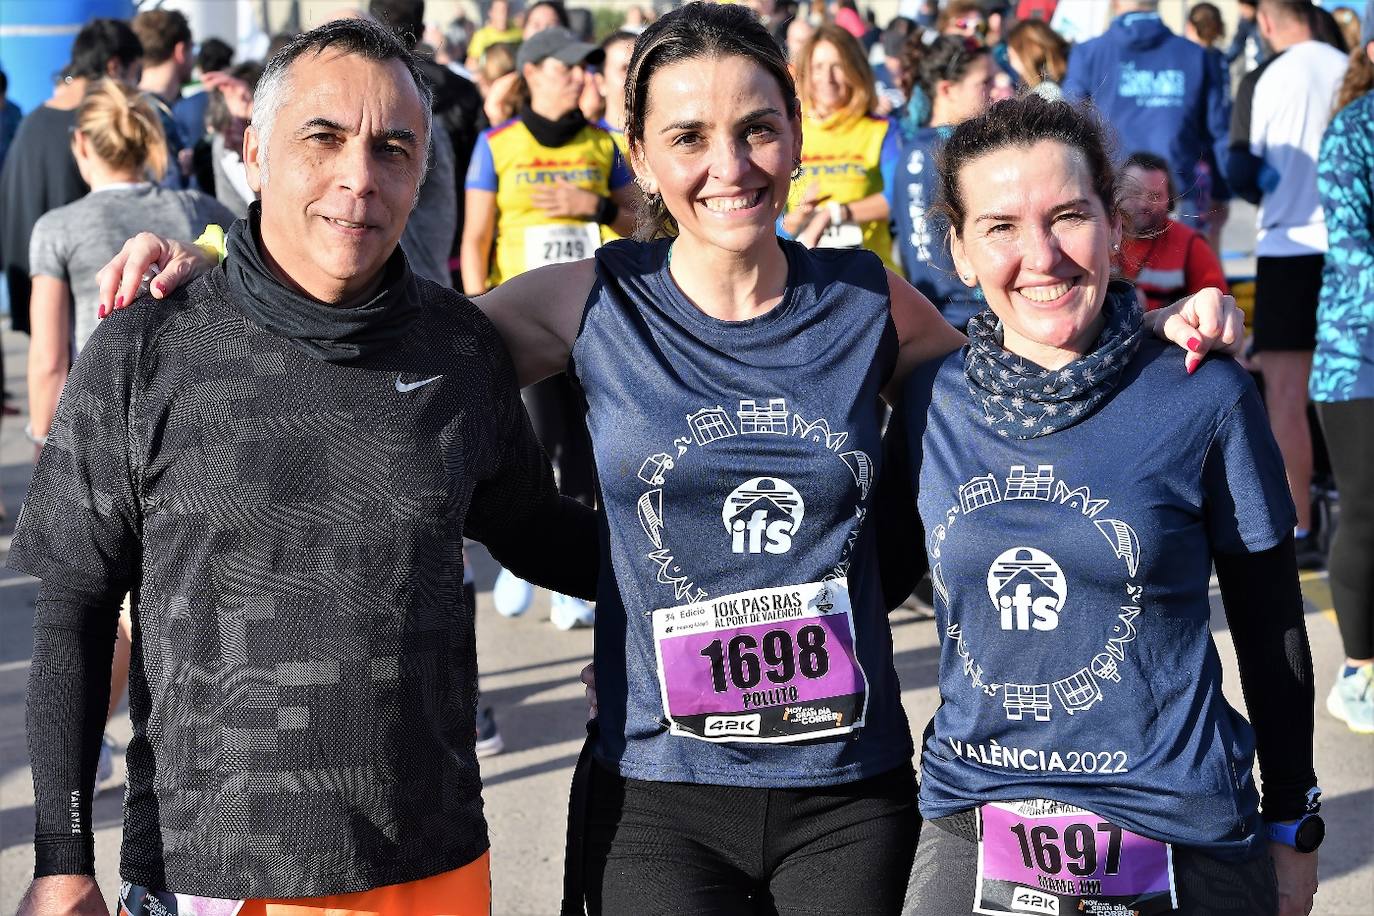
[237, 851, 491, 916]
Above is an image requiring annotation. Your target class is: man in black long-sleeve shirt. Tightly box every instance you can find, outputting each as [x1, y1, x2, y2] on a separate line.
[10, 18, 595, 915]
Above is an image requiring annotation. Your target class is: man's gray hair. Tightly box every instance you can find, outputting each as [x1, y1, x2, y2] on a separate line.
[251, 17, 434, 184]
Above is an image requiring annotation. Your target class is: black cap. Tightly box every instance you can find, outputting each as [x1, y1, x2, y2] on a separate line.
[516, 27, 603, 69]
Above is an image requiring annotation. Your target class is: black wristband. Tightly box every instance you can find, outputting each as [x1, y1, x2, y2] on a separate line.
[594, 195, 619, 226]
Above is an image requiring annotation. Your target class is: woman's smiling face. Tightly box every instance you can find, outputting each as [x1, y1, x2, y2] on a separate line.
[633, 53, 801, 256]
[950, 138, 1119, 369]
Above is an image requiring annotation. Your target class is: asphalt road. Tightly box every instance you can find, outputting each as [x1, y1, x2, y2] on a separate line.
[0, 211, 1370, 912]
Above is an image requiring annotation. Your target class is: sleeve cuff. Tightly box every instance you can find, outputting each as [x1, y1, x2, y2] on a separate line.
[1260, 773, 1319, 823]
[34, 833, 96, 878]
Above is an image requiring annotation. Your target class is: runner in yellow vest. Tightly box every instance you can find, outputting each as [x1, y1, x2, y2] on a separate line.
[782, 23, 900, 270]
[461, 28, 637, 292]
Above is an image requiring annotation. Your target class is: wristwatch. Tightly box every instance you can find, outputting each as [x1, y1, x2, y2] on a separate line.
[1267, 786, 1325, 853]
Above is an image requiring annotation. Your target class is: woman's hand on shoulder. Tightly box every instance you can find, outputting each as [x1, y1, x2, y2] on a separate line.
[1145, 287, 1245, 375]
[98, 232, 216, 317]
[884, 268, 967, 403]
[473, 259, 598, 389]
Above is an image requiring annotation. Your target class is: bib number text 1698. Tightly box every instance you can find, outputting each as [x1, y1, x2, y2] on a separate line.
[699, 626, 830, 693]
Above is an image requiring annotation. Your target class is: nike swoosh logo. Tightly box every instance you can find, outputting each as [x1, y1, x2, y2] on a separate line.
[395, 375, 442, 392]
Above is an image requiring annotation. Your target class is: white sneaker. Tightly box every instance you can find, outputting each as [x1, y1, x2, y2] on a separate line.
[493, 569, 534, 618]
[1327, 664, 1373, 734]
[550, 593, 595, 631]
[475, 707, 505, 758]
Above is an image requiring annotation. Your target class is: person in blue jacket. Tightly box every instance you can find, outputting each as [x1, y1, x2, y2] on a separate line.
[1062, 0, 1232, 226]
[1312, 10, 1374, 735]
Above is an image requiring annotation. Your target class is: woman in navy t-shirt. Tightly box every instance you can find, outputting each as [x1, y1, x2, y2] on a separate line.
[893, 96, 1319, 916]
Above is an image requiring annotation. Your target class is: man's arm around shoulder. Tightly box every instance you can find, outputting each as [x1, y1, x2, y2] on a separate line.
[462, 318, 600, 600]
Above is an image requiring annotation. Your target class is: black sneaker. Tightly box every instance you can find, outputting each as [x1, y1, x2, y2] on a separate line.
[476, 707, 504, 758]
[1293, 533, 1326, 570]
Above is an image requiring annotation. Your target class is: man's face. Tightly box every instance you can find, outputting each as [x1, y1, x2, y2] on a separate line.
[1120, 165, 1171, 235]
[884, 55, 904, 88]
[244, 50, 427, 304]
[524, 4, 563, 37]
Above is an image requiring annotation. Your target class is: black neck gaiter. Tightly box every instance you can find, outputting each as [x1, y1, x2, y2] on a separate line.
[222, 203, 419, 364]
[520, 104, 587, 147]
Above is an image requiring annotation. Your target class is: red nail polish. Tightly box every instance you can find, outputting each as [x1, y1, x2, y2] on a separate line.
[1186, 337, 1201, 352]
[114, 295, 123, 310]
[1187, 357, 1199, 375]
[98, 304, 106, 318]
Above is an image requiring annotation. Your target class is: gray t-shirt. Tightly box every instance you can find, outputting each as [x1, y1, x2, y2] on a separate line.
[29, 184, 236, 349]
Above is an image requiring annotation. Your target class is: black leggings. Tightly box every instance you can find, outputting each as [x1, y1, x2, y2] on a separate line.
[1318, 399, 1374, 660]
[522, 373, 596, 507]
[583, 761, 920, 916]
[903, 813, 1278, 916]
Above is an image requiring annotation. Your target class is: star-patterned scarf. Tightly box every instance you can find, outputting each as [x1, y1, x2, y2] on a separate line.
[963, 281, 1144, 439]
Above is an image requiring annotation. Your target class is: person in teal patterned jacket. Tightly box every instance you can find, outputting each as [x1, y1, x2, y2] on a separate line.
[1312, 7, 1374, 735]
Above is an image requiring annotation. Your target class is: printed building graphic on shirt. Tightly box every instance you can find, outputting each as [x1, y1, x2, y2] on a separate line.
[931, 463, 1144, 724]
[636, 395, 874, 601]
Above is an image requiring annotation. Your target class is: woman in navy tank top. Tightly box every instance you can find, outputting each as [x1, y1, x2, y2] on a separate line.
[97, 6, 1244, 912]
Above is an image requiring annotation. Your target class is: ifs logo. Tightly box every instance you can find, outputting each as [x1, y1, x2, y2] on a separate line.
[722, 477, 805, 555]
[986, 547, 1067, 632]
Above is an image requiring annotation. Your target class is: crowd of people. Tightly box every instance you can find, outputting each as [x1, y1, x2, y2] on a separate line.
[0, 0, 1370, 915]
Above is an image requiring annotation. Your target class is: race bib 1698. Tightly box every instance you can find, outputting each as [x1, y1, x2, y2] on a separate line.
[652, 579, 868, 743]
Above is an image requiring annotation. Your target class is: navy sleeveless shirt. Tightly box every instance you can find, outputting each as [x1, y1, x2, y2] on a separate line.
[573, 238, 914, 786]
